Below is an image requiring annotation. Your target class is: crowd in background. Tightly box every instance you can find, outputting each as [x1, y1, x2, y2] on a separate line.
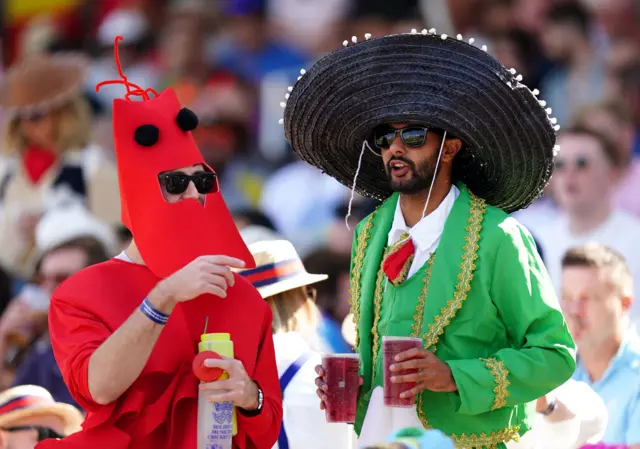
[0, 0, 638, 447]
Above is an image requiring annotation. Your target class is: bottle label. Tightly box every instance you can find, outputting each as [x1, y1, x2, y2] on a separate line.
[205, 401, 233, 448]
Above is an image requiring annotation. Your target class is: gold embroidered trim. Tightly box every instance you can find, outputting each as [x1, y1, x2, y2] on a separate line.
[370, 251, 388, 384]
[411, 252, 436, 338]
[451, 425, 520, 449]
[389, 253, 414, 286]
[385, 232, 413, 286]
[349, 213, 375, 349]
[417, 193, 486, 429]
[423, 193, 487, 352]
[480, 357, 510, 411]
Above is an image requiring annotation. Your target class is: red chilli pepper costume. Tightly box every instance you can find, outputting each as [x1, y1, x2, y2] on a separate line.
[36, 37, 282, 449]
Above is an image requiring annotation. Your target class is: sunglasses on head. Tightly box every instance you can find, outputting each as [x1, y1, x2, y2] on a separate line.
[159, 171, 219, 195]
[372, 126, 435, 150]
[554, 157, 590, 171]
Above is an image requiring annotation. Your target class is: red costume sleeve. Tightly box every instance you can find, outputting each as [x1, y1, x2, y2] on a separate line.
[48, 293, 113, 415]
[238, 306, 282, 449]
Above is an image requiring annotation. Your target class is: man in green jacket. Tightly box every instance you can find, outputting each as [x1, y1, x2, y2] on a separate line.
[281, 29, 576, 448]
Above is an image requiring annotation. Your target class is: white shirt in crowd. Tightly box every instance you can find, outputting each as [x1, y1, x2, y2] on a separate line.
[536, 210, 640, 328]
[272, 332, 354, 449]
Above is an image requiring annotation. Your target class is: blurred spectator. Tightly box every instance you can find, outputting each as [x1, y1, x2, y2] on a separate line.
[539, 1, 607, 126]
[0, 204, 114, 401]
[259, 160, 350, 255]
[573, 100, 640, 217]
[238, 239, 353, 448]
[303, 248, 352, 354]
[210, 0, 309, 86]
[0, 53, 119, 279]
[233, 209, 277, 232]
[383, 427, 454, 449]
[0, 385, 83, 448]
[609, 62, 640, 156]
[489, 28, 548, 90]
[536, 128, 640, 328]
[86, 7, 159, 110]
[562, 244, 640, 446]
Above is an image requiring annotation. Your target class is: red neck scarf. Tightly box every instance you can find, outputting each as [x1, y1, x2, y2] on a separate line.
[22, 145, 57, 184]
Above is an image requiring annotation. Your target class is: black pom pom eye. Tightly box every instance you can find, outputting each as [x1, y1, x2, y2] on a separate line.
[134, 125, 159, 146]
[176, 108, 198, 131]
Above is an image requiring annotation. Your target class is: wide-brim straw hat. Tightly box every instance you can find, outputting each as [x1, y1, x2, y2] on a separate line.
[0, 52, 89, 120]
[282, 30, 559, 213]
[239, 239, 328, 299]
[0, 385, 83, 436]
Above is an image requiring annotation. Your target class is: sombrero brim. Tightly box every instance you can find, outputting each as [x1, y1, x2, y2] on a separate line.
[0, 403, 84, 435]
[0, 53, 89, 119]
[283, 31, 558, 213]
[257, 273, 328, 299]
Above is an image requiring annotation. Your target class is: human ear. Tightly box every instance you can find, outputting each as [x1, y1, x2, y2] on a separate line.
[441, 138, 462, 163]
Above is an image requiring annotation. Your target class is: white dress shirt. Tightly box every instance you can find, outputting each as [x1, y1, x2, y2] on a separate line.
[272, 332, 354, 449]
[358, 186, 459, 448]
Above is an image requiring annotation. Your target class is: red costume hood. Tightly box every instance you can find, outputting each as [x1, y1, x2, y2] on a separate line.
[100, 36, 254, 277]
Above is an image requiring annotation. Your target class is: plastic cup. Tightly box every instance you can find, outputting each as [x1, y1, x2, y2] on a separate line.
[321, 354, 360, 423]
[383, 336, 422, 407]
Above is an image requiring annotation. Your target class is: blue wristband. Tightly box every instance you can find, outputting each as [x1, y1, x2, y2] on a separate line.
[139, 297, 170, 325]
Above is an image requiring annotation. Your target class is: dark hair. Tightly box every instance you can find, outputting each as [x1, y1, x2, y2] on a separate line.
[303, 249, 351, 321]
[232, 208, 277, 231]
[547, 1, 591, 36]
[34, 236, 110, 277]
[559, 126, 623, 168]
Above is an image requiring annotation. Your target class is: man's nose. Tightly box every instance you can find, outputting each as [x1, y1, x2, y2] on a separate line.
[182, 181, 201, 200]
[389, 133, 405, 154]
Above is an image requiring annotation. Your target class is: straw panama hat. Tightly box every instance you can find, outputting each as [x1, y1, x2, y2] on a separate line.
[239, 240, 328, 299]
[0, 385, 83, 436]
[281, 29, 560, 213]
[0, 52, 89, 120]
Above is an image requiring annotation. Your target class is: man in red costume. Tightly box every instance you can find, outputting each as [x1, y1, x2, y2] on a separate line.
[36, 36, 282, 449]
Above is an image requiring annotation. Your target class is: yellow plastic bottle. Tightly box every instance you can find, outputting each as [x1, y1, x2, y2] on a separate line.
[199, 332, 237, 436]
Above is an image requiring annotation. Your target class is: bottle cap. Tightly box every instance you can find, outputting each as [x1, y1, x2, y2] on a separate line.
[200, 332, 231, 342]
[192, 350, 223, 382]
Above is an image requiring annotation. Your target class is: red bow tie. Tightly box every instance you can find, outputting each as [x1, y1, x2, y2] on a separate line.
[382, 233, 415, 286]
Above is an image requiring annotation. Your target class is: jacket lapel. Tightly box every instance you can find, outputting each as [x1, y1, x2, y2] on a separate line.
[419, 184, 487, 353]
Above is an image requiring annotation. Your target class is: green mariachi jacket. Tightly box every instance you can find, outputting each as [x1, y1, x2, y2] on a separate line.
[348, 184, 576, 449]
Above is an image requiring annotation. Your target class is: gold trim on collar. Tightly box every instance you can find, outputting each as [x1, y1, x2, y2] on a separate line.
[480, 357, 510, 411]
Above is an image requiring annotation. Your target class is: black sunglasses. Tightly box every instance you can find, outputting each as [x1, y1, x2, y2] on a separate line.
[159, 171, 219, 195]
[372, 126, 431, 150]
[3, 425, 65, 441]
[554, 157, 590, 171]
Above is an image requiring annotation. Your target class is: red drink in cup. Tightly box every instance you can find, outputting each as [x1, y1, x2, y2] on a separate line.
[321, 354, 360, 423]
[383, 336, 422, 407]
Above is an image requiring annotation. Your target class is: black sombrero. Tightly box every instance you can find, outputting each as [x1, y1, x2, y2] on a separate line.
[281, 29, 559, 213]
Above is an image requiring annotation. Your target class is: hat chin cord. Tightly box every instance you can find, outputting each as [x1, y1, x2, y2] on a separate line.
[344, 131, 447, 247]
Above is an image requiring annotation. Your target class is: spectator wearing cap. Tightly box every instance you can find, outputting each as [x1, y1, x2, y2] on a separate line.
[0, 385, 83, 449]
[0, 204, 115, 401]
[237, 238, 353, 449]
[0, 53, 120, 280]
